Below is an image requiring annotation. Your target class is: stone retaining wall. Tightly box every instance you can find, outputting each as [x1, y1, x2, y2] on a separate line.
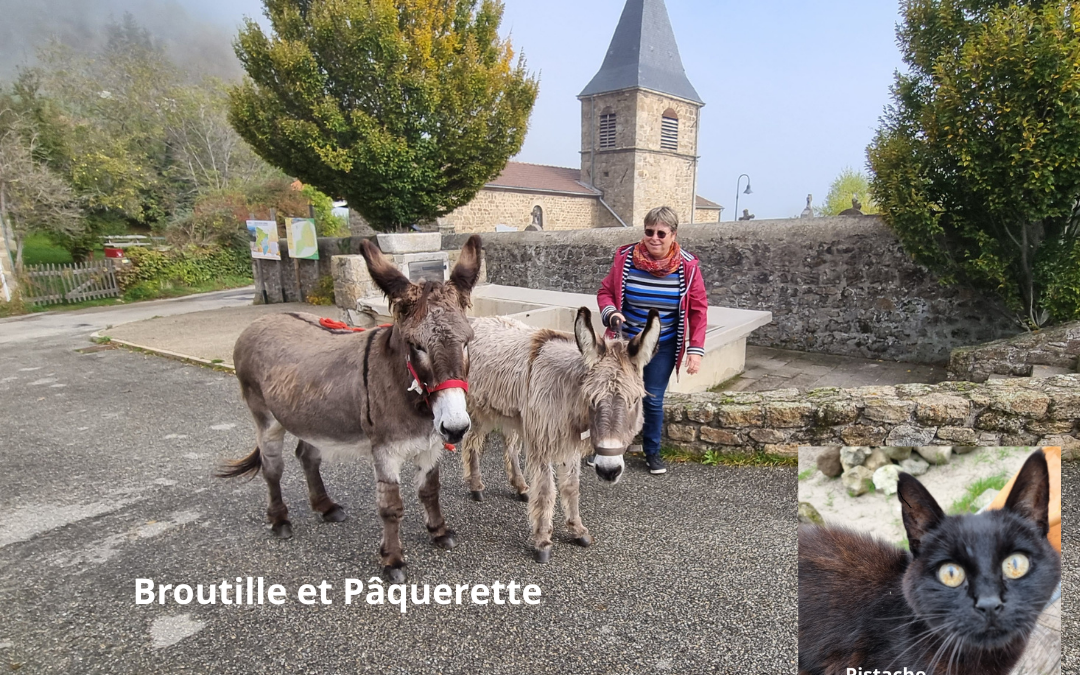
[447, 217, 1021, 364]
[949, 321, 1080, 381]
[660, 374, 1080, 460]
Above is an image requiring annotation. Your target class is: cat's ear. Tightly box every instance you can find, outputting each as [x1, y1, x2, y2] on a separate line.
[898, 472, 945, 557]
[1004, 449, 1051, 537]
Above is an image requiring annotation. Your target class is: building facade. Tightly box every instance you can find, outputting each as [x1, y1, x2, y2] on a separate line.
[443, 0, 721, 234]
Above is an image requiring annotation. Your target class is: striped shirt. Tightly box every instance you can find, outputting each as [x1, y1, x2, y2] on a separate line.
[621, 266, 681, 343]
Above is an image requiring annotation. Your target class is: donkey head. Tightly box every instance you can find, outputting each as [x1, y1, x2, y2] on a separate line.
[360, 235, 482, 444]
[574, 307, 661, 483]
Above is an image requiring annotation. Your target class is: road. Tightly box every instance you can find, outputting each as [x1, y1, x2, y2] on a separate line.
[0, 306, 798, 674]
[0, 287, 256, 346]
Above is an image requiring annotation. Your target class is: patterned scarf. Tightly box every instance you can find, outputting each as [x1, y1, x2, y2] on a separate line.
[632, 241, 683, 277]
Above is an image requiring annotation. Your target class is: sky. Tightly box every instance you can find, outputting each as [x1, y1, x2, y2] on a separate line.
[2, 0, 908, 219]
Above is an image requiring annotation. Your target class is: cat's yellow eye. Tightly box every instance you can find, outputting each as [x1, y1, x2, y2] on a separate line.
[1002, 553, 1030, 580]
[938, 563, 966, 587]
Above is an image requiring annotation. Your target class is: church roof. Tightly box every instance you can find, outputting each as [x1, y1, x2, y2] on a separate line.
[579, 0, 702, 104]
[485, 162, 600, 196]
[695, 195, 722, 208]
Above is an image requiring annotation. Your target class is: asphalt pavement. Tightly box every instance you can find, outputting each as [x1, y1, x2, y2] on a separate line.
[0, 311, 798, 674]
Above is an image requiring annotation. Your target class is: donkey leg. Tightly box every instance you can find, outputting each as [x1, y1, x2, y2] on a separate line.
[460, 428, 486, 502]
[373, 453, 407, 582]
[555, 459, 592, 546]
[295, 440, 345, 523]
[525, 448, 557, 563]
[256, 419, 291, 539]
[503, 430, 529, 502]
[415, 447, 455, 550]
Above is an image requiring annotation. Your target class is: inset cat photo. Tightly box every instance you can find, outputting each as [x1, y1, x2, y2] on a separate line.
[797, 446, 1062, 675]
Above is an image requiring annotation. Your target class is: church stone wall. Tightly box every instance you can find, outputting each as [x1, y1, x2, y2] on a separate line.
[633, 150, 696, 227]
[694, 208, 722, 224]
[443, 189, 599, 233]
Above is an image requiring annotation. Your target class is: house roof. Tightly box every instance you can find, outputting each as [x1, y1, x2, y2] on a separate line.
[695, 195, 722, 209]
[485, 162, 600, 196]
[579, 0, 703, 104]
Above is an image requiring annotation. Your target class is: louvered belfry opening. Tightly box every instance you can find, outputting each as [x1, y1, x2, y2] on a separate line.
[661, 109, 679, 151]
[599, 110, 617, 149]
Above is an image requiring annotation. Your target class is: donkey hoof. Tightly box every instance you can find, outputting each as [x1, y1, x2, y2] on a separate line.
[271, 522, 293, 539]
[516, 492, 529, 503]
[433, 531, 457, 550]
[534, 547, 552, 564]
[321, 506, 347, 523]
[573, 534, 594, 547]
[383, 565, 407, 583]
[470, 490, 485, 502]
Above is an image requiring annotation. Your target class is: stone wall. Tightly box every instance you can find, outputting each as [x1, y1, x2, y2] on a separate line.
[694, 209, 721, 224]
[453, 217, 1022, 363]
[660, 375, 1080, 460]
[443, 189, 599, 233]
[949, 321, 1080, 381]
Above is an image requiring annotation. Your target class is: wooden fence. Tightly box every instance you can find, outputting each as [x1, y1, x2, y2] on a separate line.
[22, 260, 120, 305]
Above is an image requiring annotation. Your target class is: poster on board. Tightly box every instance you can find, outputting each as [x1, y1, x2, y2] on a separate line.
[247, 220, 280, 260]
[286, 218, 319, 260]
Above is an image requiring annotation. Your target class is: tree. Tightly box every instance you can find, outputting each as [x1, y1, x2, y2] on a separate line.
[868, 0, 1080, 329]
[229, 0, 539, 231]
[817, 167, 879, 216]
[0, 111, 84, 269]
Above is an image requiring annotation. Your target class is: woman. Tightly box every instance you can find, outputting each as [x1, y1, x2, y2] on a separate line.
[595, 206, 707, 475]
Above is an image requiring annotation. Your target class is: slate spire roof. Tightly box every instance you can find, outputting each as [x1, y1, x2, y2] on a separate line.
[579, 0, 702, 104]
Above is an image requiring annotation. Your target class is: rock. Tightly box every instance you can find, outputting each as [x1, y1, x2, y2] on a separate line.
[863, 399, 916, 424]
[864, 448, 891, 473]
[873, 464, 900, 496]
[816, 401, 859, 426]
[842, 466, 875, 497]
[914, 393, 971, 426]
[685, 402, 715, 424]
[667, 424, 698, 442]
[763, 444, 799, 457]
[936, 426, 977, 446]
[886, 425, 937, 447]
[700, 427, 742, 446]
[914, 446, 952, 465]
[972, 488, 999, 512]
[840, 425, 887, 446]
[840, 446, 870, 471]
[952, 444, 978, 455]
[883, 446, 912, 461]
[816, 448, 842, 478]
[750, 428, 787, 444]
[763, 401, 814, 428]
[715, 404, 764, 427]
[899, 456, 929, 476]
[798, 502, 824, 526]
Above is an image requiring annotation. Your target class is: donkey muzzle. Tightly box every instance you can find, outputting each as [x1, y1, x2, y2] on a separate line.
[593, 454, 625, 483]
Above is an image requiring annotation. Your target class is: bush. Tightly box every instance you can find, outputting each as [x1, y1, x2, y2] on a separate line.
[305, 275, 336, 306]
[117, 245, 251, 296]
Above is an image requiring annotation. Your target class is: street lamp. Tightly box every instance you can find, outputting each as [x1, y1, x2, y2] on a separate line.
[734, 174, 752, 221]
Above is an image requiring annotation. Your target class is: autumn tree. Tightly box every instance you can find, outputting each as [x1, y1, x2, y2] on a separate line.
[229, 0, 539, 231]
[817, 167, 879, 217]
[868, 0, 1080, 328]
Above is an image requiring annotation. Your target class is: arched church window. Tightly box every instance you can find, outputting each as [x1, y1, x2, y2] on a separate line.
[529, 205, 544, 230]
[599, 108, 616, 149]
[661, 109, 679, 151]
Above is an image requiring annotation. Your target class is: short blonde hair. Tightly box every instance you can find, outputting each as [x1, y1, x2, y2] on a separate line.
[644, 206, 679, 232]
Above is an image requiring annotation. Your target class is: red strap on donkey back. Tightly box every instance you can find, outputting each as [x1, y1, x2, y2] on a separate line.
[319, 317, 393, 332]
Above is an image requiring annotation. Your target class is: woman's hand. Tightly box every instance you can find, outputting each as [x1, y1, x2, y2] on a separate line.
[686, 354, 702, 375]
[610, 312, 626, 333]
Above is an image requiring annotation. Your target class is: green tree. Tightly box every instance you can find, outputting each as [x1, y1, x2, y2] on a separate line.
[817, 167, 879, 216]
[229, 0, 539, 231]
[868, 0, 1080, 329]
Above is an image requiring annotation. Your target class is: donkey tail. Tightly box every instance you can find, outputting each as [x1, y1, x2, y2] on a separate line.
[215, 446, 262, 481]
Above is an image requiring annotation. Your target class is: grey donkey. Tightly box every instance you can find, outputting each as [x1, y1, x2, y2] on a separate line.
[217, 236, 481, 582]
[460, 307, 660, 562]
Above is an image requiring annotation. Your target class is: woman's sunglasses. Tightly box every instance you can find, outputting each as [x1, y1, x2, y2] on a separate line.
[644, 228, 671, 240]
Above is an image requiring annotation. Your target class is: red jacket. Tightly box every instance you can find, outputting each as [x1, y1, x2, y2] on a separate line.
[597, 243, 708, 376]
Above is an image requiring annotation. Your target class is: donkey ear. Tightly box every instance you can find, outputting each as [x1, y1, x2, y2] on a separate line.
[1004, 449, 1051, 537]
[361, 239, 412, 302]
[450, 235, 482, 307]
[574, 306, 604, 367]
[898, 472, 945, 557]
[628, 309, 661, 372]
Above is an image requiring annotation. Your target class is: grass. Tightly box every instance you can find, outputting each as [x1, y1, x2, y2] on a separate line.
[707, 373, 744, 393]
[20, 233, 105, 265]
[659, 446, 798, 467]
[798, 468, 814, 481]
[948, 473, 1009, 515]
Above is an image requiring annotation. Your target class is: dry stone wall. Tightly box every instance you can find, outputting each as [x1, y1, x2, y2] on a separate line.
[460, 217, 1021, 363]
[949, 321, 1080, 381]
[661, 375, 1080, 460]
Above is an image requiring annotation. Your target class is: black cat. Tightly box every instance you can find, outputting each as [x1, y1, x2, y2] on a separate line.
[798, 449, 1060, 675]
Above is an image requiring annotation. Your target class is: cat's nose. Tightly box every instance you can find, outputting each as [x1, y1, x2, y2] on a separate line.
[975, 595, 1003, 615]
